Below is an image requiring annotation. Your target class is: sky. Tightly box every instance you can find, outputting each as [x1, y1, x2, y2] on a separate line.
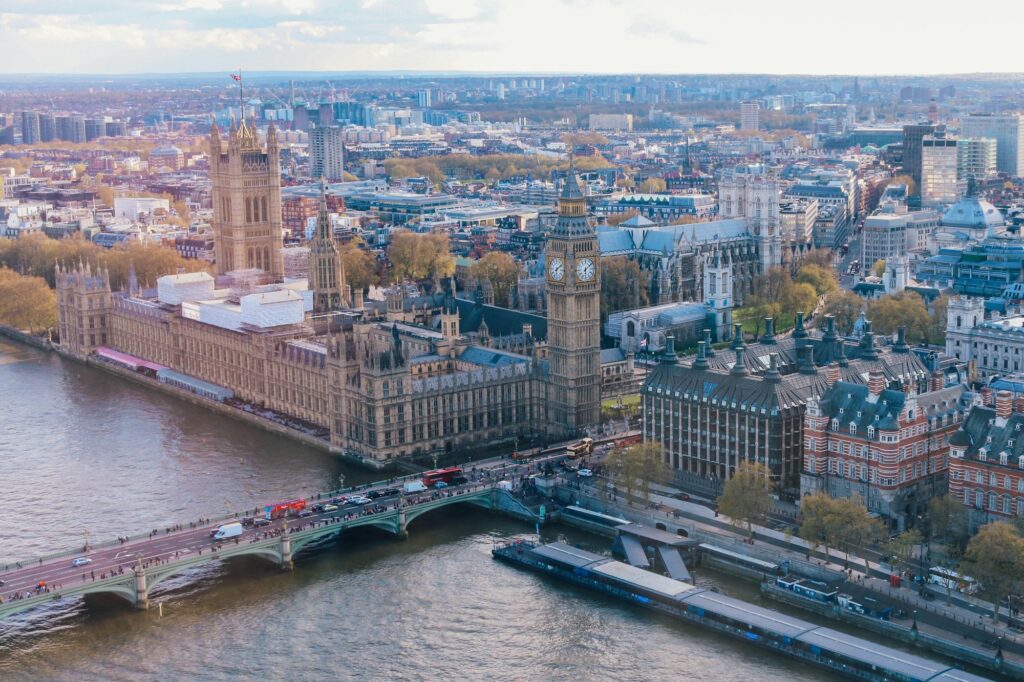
[0, 0, 1020, 76]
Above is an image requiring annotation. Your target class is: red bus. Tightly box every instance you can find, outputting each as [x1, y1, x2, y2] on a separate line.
[264, 499, 307, 520]
[422, 467, 462, 487]
[614, 432, 642, 449]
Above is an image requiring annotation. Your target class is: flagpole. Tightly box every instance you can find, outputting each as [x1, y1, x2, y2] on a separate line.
[238, 68, 243, 120]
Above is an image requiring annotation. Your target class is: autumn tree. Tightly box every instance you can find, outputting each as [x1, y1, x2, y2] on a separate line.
[387, 231, 455, 283]
[717, 461, 774, 539]
[821, 289, 864, 336]
[604, 441, 669, 504]
[929, 294, 950, 345]
[926, 494, 969, 553]
[962, 522, 1024, 623]
[638, 177, 667, 193]
[888, 528, 924, 572]
[340, 243, 380, 293]
[0, 268, 57, 332]
[868, 291, 931, 342]
[471, 251, 519, 307]
[798, 492, 837, 558]
[606, 210, 640, 227]
[798, 249, 836, 271]
[600, 256, 648, 321]
[871, 259, 887, 278]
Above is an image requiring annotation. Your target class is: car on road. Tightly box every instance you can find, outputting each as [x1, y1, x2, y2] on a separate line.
[434, 481, 448, 489]
[671, 492, 691, 501]
[297, 509, 314, 518]
[451, 475, 469, 485]
[71, 557, 92, 568]
[577, 469, 593, 477]
[366, 490, 384, 499]
[322, 504, 338, 512]
[254, 517, 271, 527]
[349, 495, 372, 505]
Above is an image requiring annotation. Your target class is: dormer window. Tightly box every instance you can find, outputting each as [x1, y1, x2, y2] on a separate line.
[867, 426, 875, 438]
[1001, 452, 1009, 466]
[831, 419, 839, 431]
[850, 423, 857, 436]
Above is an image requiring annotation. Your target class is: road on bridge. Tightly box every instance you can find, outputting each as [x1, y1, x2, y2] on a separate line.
[0, 444, 583, 610]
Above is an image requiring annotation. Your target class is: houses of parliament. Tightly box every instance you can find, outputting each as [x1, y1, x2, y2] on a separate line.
[56, 121, 602, 465]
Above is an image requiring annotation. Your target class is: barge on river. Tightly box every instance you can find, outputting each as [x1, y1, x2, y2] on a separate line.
[493, 540, 988, 682]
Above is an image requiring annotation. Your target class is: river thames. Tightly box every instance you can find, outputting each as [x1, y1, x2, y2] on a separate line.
[0, 340, 838, 681]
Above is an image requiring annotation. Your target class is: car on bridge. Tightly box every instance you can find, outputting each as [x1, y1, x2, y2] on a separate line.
[322, 504, 338, 512]
[71, 557, 91, 567]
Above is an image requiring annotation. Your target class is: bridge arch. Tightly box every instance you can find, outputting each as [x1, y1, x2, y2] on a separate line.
[402, 491, 494, 530]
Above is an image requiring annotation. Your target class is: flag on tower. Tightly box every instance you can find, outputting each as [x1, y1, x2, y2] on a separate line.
[230, 73, 241, 82]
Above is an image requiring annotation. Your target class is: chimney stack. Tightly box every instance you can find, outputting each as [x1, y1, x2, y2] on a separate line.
[823, 314, 837, 341]
[793, 311, 808, 340]
[730, 346, 749, 377]
[731, 323, 744, 350]
[931, 371, 944, 392]
[996, 390, 1013, 419]
[893, 325, 909, 353]
[703, 328, 716, 356]
[981, 386, 993, 406]
[764, 352, 782, 383]
[868, 369, 886, 396]
[761, 317, 776, 345]
[692, 341, 709, 370]
[1015, 395, 1024, 415]
[825, 361, 841, 387]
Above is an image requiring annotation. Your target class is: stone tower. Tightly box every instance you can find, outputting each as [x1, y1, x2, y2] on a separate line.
[210, 118, 284, 279]
[309, 178, 350, 313]
[546, 160, 601, 437]
[718, 164, 781, 273]
[703, 249, 734, 342]
[55, 261, 111, 356]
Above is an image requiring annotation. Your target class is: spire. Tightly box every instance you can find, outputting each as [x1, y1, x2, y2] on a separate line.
[559, 153, 584, 201]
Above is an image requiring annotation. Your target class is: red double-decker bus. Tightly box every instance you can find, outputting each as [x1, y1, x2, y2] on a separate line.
[422, 467, 462, 488]
[264, 499, 307, 520]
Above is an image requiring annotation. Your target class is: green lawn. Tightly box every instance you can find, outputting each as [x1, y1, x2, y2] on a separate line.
[733, 307, 797, 338]
[602, 394, 640, 410]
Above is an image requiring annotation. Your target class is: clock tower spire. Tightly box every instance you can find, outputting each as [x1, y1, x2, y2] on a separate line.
[545, 157, 601, 437]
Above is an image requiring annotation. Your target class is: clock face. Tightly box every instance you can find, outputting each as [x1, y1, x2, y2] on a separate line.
[549, 257, 565, 281]
[576, 258, 595, 282]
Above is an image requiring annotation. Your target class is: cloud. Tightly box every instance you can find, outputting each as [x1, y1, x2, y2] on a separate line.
[629, 16, 703, 45]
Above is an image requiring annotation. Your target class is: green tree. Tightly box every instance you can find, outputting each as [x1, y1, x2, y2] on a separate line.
[798, 492, 837, 558]
[471, 251, 519, 307]
[784, 281, 819, 317]
[821, 289, 864, 336]
[717, 461, 774, 538]
[0, 268, 57, 332]
[962, 522, 1024, 623]
[796, 264, 838, 297]
[600, 256, 648, 322]
[832, 496, 886, 573]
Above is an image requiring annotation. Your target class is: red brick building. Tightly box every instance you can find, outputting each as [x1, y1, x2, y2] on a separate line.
[949, 390, 1024, 527]
[802, 370, 970, 532]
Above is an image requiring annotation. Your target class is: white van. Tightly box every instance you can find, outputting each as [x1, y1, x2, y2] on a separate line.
[213, 522, 243, 541]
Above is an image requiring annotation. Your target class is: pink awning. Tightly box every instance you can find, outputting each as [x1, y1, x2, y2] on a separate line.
[96, 347, 166, 372]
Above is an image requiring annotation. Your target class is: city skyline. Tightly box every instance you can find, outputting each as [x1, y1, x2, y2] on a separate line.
[1, 0, 1022, 76]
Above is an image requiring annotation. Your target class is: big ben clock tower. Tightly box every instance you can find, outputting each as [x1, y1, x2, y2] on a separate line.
[546, 160, 601, 437]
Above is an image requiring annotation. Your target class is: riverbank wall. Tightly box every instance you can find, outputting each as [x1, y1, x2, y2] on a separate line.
[0, 327, 394, 470]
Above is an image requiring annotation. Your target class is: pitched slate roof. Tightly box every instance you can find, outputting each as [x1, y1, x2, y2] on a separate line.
[454, 297, 548, 341]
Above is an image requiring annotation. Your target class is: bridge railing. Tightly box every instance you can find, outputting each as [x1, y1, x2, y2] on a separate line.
[5, 479, 502, 571]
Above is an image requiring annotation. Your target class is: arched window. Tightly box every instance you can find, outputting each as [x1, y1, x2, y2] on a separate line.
[262, 197, 268, 223]
[626, 321, 635, 337]
[264, 246, 271, 271]
[245, 197, 252, 223]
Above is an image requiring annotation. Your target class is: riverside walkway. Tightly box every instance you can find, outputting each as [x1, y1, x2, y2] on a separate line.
[0, 478, 539, 621]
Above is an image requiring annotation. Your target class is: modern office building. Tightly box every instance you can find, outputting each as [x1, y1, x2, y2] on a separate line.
[56, 115, 87, 143]
[38, 113, 55, 142]
[20, 111, 39, 145]
[920, 135, 960, 206]
[957, 137, 998, 182]
[902, 122, 939, 189]
[960, 113, 1024, 176]
[740, 101, 760, 131]
[309, 124, 346, 182]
